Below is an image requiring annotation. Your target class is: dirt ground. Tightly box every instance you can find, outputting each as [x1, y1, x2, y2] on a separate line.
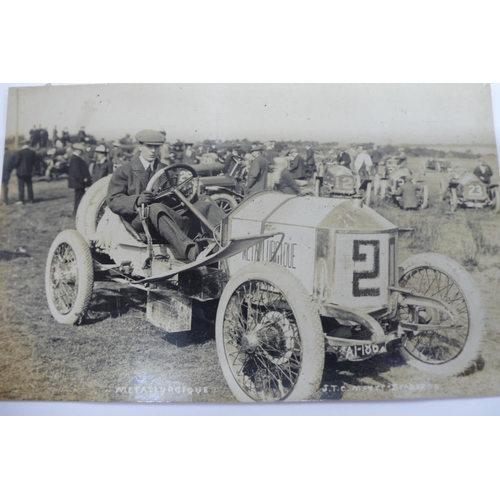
[1, 156, 500, 403]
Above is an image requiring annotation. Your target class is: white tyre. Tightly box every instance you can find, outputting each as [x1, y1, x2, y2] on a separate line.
[75, 176, 111, 241]
[45, 229, 94, 325]
[398, 253, 484, 376]
[216, 262, 325, 402]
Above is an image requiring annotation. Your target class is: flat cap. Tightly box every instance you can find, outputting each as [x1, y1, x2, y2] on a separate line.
[72, 142, 86, 151]
[135, 129, 166, 145]
[95, 144, 109, 154]
[250, 144, 263, 152]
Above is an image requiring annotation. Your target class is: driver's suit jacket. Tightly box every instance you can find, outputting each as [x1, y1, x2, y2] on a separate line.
[107, 155, 166, 223]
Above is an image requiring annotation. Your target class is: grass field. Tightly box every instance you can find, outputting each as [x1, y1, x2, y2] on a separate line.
[1, 154, 499, 403]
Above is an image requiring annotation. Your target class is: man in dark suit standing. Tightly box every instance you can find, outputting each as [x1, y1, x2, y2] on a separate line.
[289, 148, 306, 180]
[107, 130, 224, 262]
[13, 143, 39, 204]
[61, 128, 71, 147]
[262, 141, 279, 165]
[1, 147, 15, 205]
[337, 148, 351, 170]
[305, 145, 316, 178]
[246, 144, 269, 197]
[29, 126, 37, 147]
[222, 146, 242, 175]
[39, 128, 49, 148]
[92, 145, 114, 182]
[33, 126, 42, 149]
[69, 143, 92, 216]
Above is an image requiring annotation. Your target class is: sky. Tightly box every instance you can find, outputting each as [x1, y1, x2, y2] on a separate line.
[3, 83, 498, 145]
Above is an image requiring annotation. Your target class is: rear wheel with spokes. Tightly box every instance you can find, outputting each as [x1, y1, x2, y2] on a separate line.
[492, 187, 500, 213]
[45, 229, 94, 325]
[397, 253, 483, 375]
[211, 193, 238, 214]
[419, 184, 429, 209]
[216, 262, 324, 402]
[450, 188, 458, 212]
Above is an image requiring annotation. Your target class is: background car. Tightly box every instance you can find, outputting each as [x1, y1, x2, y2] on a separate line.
[375, 166, 429, 209]
[440, 170, 500, 213]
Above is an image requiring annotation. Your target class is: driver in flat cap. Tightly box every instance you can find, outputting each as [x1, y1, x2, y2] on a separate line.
[107, 129, 224, 261]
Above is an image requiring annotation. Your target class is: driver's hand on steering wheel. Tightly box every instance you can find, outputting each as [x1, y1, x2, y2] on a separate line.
[137, 190, 155, 206]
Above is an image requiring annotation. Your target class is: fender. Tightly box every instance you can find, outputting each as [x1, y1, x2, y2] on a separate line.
[203, 186, 244, 199]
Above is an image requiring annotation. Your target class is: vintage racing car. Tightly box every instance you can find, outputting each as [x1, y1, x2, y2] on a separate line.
[375, 166, 429, 209]
[425, 158, 451, 172]
[439, 170, 500, 213]
[377, 155, 406, 177]
[195, 155, 247, 214]
[46, 163, 484, 402]
[318, 164, 373, 207]
[194, 153, 223, 174]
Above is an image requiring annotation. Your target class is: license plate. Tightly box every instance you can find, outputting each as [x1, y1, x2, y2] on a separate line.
[345, 343, 383, 360]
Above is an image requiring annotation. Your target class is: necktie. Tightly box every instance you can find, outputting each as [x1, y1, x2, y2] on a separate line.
[146, 165, 152, 180]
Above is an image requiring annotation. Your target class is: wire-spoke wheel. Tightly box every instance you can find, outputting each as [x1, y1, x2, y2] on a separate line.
[211, 193, 238, 215]
[45, 229, 94, 325]
[450, 188, 458, 212]
[492, 187, 500, 213]
[216, 262, 324, 402]
[397, 253, 484, 376]
[364, 181, 372, 207]
[379, 179, 388, 201]
[419, 184, 429, 209]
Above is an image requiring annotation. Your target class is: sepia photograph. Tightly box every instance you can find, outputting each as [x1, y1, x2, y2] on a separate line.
[0, 83, 499, 404]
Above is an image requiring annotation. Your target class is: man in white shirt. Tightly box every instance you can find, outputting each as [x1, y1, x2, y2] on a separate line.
[354, 147, 373, 178]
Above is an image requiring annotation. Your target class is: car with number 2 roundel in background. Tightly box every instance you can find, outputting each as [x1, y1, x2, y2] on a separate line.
[45, 166, 485, 402]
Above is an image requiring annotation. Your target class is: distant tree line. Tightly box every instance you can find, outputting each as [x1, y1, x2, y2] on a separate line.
[4, 134, 483, 160]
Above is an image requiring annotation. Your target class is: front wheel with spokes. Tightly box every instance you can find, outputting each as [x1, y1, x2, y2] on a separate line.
[397, 253, 484, 376]
[216, 262, 325, 402]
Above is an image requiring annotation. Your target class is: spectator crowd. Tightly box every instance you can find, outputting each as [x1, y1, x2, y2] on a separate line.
[1, 126, 496, 214]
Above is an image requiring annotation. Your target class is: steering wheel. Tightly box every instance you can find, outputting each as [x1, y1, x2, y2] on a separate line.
[146, 163, 200, 207]
[146, 162, 217, 236]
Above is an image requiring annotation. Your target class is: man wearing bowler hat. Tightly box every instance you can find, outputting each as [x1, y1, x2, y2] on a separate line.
[13, 141, 40, 205]
[288, 148, 306, 180]
[92, 145, 114, 182]
[107, 129, 224, 262]
[246, 144, 269, 197]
